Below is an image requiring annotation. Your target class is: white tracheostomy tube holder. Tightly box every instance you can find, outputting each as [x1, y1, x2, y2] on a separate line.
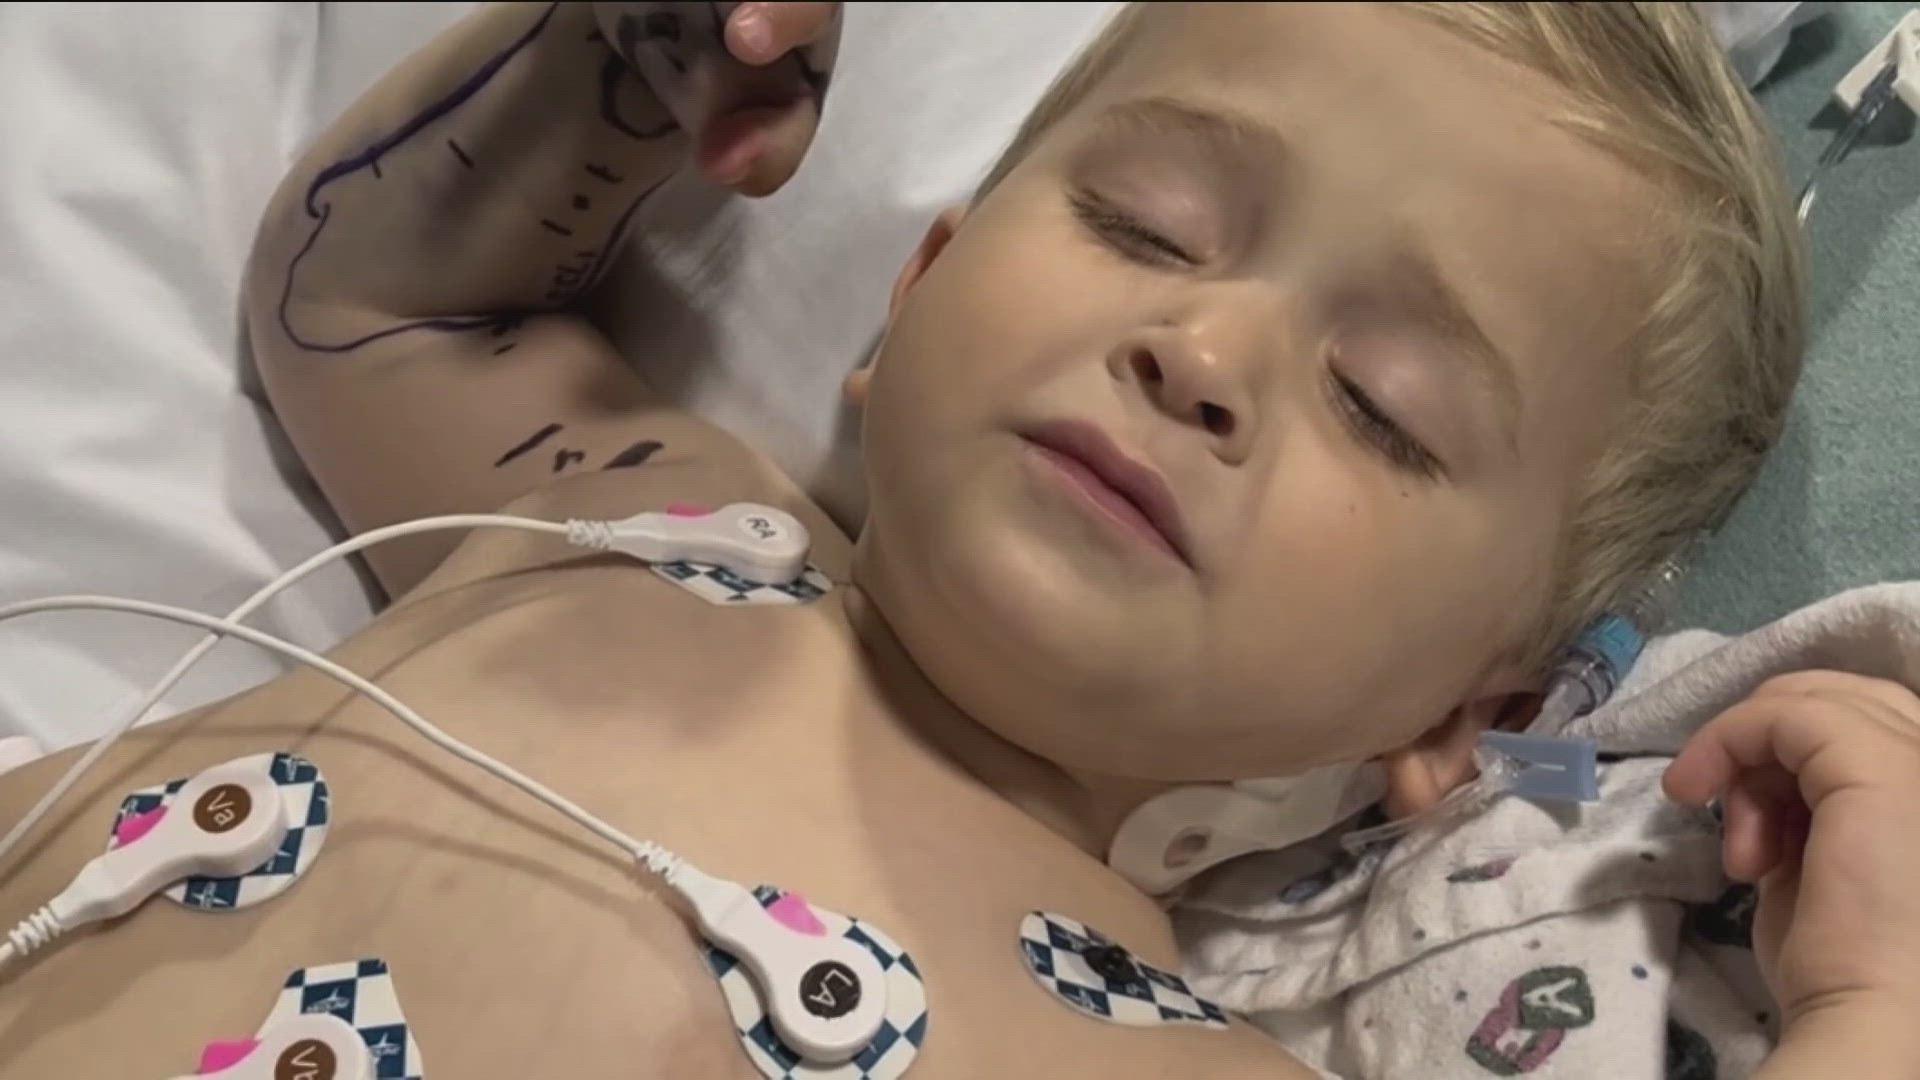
[1106, 761, 1389, 895]
[1106, 648, 1620, 894]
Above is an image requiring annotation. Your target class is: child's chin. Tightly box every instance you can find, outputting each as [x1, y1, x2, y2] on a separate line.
[917, 522, 1186, 680]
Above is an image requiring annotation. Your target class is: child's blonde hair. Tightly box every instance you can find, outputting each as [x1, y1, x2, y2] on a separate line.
[981, 2, 1807, 674]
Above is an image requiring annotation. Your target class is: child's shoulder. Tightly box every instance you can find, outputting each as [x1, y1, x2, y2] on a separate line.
[403, 413, 855, 605]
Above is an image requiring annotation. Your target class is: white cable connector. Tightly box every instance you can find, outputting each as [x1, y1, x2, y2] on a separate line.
[162, 1012, 372, 1080]
[0, 906, 61, 969]
[673, 863, 888, 1064]
[4, 756, 286, 967]
[565, 502, 810, 584]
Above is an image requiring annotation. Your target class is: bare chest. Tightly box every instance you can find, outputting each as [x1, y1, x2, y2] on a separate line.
[0, 566, 1178, 1077]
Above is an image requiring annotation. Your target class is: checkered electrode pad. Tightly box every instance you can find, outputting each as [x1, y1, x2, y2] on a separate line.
[705, 886, 929, 1079]
[264, 958, 423, 1079]
[652, 561, 834, 605]
[107, 751, 330, 911]
[1019, 912, 1229, 1030]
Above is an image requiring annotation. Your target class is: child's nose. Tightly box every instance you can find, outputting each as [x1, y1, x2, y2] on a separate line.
[1109, 327, 1258, 464]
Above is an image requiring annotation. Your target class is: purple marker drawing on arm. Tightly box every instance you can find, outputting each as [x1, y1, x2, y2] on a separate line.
[275, 4, 559, 353]
[276, 2, 676, 354]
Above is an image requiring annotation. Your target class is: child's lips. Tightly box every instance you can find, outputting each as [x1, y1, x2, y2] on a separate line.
[1027, 443, 1184, 562]
[1019, 423, 1194, 567]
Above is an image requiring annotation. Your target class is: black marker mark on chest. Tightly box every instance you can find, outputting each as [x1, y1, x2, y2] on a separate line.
[603, 439, 663, 470]
[447, 139, 475, 169]
[554, 448, 587, 472]
[494, 422, 563, 468]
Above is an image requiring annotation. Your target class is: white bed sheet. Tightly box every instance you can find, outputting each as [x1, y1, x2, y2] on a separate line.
[0, 2, 361, 752]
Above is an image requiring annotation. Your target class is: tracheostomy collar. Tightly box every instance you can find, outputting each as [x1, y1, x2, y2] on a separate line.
[1105, 760, 1389, 895]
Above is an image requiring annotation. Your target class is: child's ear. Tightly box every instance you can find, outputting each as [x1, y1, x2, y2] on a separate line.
[846, 205, 969, 407]
[1377, 688, 1541, 819]
[889, 205, 968, 318]
[842, 365, 874, 406]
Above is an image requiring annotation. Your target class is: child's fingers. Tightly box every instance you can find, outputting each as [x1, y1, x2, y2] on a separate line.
[1664, 683, 1920, 813]
[1720, 764, 1797, 882]
[699, 104, 783, 185]
[726, 2, 835, 65]
[697, 95, 820, 195]
[703, 3, 834, 194]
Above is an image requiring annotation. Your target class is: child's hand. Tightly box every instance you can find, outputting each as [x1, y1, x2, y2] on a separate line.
[1665, 670, 1920, 1047]
[597, 2, 839, 196]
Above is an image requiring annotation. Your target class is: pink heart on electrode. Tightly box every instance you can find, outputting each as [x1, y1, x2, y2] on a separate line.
[114, 806, 168, 847]
[767, 893, 827, 937]
[197, 1038, 259, 1073]
[666, 503, 713, 518]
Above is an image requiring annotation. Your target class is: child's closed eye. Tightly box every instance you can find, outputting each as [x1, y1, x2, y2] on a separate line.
[1067, 189, 1199, 268]
[1327, 369, 1445, 480]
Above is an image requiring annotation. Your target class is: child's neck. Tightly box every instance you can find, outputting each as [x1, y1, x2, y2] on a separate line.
[836, 584, 1169, 861]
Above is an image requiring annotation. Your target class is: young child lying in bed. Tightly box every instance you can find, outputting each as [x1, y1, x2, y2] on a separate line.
[5, 2, 1920, 1075]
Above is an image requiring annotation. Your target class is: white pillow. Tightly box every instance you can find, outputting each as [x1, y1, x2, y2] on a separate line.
[0, 2, 373, 750]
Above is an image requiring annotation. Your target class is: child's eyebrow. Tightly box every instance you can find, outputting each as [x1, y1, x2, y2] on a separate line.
[1382, 241, 1525, 451]
[1086, 96, 1295, 174]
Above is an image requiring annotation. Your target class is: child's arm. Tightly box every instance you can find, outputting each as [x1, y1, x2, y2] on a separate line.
[243, 2, 831, 595]
[1665, 670, 1920, 1078]
[1752, 999, 1914, 1079]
